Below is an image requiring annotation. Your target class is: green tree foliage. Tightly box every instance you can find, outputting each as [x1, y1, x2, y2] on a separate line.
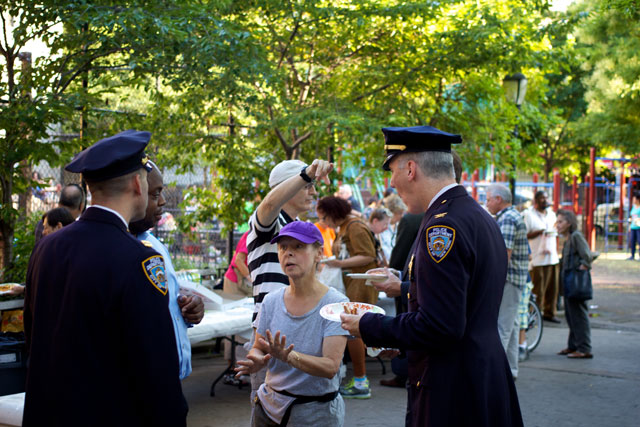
[0, 0, 248, 278]
[168, 0, 556, 231]
[5, 0, 591, 275]
[517, 7, 591, 181]
[575, 0, 640, 155]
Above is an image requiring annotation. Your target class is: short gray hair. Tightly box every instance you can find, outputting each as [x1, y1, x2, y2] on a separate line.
[383, 194, 407, 214]
[487, 184, 512, 204]
[338, 184, 353, 196]
[400, 151, 455, 181]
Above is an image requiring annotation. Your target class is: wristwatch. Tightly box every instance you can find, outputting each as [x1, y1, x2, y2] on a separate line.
[300, 166, 314, 183]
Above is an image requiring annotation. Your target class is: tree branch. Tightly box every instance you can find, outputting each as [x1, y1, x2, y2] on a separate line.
[277, 19, 300, 69]
[556, 106, 576, 143]
[267, 105, 290, 152]
[298, 42, 314, 106]
[291, 131, 312, 151]
[350, 81, 394, 103]
[350, 63, 425, 103]
[55, 47, 125, 94]
[1, 12, 10, 56]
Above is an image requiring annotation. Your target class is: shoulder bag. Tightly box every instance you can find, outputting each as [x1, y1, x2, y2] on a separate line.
[563, 232, 593, 300]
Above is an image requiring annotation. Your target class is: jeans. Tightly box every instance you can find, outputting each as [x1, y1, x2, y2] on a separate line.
[629, 229, 640, 258]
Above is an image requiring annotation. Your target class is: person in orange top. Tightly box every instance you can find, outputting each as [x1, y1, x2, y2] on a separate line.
[315, 209, 336, 258]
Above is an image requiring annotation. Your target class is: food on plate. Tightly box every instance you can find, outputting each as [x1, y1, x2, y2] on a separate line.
[320, 302, 386, 322]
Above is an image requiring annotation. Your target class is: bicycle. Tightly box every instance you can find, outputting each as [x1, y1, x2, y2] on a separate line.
[525, 294, 543, 352]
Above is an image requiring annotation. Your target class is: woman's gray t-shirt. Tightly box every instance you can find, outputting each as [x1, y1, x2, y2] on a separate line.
[255, 286, 349, 425]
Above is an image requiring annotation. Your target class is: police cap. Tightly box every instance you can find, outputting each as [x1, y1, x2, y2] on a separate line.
[65, 130, 153, 181]
[381, 126, 462, 171]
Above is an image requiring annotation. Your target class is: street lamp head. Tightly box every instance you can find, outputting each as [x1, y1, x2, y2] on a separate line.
[503, 72, 527, 107]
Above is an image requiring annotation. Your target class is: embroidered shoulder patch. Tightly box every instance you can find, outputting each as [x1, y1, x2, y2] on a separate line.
[426, 225, 455, 263]
[142, 255, 168, 295]
[140, 240, 153, 248]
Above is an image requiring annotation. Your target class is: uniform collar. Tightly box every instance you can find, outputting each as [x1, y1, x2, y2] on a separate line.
[426, 184, 466, 213]
[428, 183, 459, 209]
[81, 206, 128, 232]
[90, 205, 128, 228]
[136, 229, 152, 240]
[421, 184, 468, 227]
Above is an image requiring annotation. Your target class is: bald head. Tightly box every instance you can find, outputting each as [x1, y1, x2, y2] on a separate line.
[59, 184, 85, 218]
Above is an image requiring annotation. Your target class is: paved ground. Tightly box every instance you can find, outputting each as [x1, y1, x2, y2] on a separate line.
[182, 252, 640, 426]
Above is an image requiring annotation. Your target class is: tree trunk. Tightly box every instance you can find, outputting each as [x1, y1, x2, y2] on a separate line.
[0, 175, 14, 280]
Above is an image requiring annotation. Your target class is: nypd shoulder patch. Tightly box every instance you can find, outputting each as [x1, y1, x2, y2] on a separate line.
[426, 225, 455, 263]
[142, 255, 168, 295]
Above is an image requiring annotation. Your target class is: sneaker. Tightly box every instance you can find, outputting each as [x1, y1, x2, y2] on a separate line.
[518, 346, 529, 362]
[339, 377, 371, 399]
[222, 373, 249, 387]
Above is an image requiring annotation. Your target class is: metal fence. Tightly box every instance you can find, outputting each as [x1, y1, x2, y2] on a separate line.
[19, 160, 638, 281]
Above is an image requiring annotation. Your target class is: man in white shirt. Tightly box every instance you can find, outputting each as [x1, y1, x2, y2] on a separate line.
[522, 191, 561, 323]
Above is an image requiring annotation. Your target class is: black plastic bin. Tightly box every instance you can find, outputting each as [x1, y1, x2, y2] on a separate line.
[0, 332, 27, 396]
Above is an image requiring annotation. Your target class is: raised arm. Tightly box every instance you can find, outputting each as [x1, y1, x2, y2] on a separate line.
[256, 159, 333, 226]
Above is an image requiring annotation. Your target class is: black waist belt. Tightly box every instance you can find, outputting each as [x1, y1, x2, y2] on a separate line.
[272, 388, 339, 426]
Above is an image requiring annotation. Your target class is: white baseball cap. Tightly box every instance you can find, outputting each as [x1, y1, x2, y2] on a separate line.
[269, 159, 308, 188]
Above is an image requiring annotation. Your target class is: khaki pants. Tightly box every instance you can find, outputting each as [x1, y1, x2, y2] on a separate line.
[530, 264, 559, 318]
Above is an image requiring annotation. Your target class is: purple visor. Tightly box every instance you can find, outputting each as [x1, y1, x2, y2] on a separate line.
[270, 221, 324, 245]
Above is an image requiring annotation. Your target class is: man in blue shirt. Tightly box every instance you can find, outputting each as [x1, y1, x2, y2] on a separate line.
[130, 163, 205, 379]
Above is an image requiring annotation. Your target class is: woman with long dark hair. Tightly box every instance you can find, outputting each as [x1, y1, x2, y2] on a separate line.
[318, 196, 378, 399]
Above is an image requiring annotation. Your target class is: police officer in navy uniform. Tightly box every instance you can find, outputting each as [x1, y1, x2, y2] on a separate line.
[24, 130, 188, 427]
[340, 126, 523, 427]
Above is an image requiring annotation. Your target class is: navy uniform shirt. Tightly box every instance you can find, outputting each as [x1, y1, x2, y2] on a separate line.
[24, 207, 188, 427]
[360, 186, 523, 427]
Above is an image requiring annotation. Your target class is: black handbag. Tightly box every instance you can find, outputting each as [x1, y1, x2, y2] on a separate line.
[563, 234, 593, 300]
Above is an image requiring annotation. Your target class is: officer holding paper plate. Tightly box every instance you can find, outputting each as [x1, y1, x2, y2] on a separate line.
[340, 126, 523, 427]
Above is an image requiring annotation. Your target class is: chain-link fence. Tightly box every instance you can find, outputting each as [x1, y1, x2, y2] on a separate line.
[23, 161, 239, 275]
[17, 160, 637, 282]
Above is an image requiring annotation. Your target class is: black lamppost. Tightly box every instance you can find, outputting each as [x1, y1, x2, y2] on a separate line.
[502, 72, 527, 203]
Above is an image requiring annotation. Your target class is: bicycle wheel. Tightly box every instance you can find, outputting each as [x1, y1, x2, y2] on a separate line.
[526, 299, 543, 352]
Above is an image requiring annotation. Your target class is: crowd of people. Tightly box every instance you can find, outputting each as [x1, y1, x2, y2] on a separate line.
[19, 124, 632, 426]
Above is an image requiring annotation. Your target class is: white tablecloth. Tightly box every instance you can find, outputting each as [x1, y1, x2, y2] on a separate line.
[188, 306, 254, 344]
[0, 392, 23, 427]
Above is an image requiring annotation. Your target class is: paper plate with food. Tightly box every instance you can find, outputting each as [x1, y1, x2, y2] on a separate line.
[0, 283, 20, 296]
[320, 302, 386, 322]
[346, 272, 388, 281]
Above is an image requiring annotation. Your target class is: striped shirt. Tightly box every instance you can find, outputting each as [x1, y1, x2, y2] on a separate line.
[247, 209, 295, 323]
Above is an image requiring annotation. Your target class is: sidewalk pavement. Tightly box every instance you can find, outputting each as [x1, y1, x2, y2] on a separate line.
[183, 254, 640, 426]
[183, 318, 640, 426]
